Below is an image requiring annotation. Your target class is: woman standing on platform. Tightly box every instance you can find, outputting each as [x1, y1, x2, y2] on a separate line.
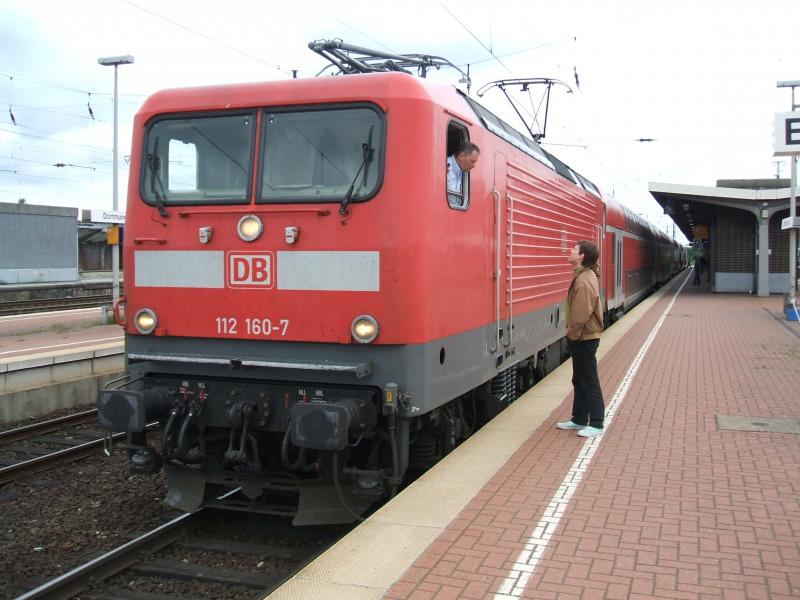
[556, 240, 606, 437]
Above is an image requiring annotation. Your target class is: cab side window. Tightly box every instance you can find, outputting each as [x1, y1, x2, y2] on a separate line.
[446, 123, 470, 210]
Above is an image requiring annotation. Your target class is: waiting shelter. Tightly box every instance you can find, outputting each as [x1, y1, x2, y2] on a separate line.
[650, 179, 796, 297]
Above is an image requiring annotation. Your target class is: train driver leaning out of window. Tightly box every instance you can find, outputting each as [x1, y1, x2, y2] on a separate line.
[446, 141, 480, 194]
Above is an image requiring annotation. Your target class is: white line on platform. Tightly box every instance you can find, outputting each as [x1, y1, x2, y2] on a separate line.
[0, 336, 123, 357]
[494, 271, 692, 599]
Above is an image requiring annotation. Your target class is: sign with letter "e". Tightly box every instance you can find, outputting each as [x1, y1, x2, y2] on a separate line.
[774, 111, 800, 157]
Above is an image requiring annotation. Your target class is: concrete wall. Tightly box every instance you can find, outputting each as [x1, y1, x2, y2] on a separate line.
[770, 273, 789, 294]
[714, 272, 755, 293]
[0, 202, 79, 284]
[0, 344, 123, 424]
[715, 270, 790, 294]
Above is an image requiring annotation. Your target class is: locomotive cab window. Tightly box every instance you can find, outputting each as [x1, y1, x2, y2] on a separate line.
[259, 105, 384, 204]
[446, 123, 471, 210]
[141, 112, 254, 205]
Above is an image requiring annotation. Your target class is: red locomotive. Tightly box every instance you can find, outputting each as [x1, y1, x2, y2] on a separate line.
[98, 42, 683, 524]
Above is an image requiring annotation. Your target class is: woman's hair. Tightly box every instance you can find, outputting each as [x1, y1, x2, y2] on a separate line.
[577, 240, 599, 267]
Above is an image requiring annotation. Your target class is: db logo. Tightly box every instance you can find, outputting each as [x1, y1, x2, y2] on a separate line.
[226, 252, 273, 288]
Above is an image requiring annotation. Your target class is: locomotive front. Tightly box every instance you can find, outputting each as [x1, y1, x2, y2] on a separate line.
[96, 78, 425, 524]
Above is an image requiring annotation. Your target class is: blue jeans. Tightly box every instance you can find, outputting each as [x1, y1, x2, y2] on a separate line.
[569, 338, 605, 428]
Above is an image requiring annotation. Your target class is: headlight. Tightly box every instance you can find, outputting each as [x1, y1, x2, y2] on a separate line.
[134, 308, 158, 334]
[237, 214, 263, 242]
[351, 315, 379, 343]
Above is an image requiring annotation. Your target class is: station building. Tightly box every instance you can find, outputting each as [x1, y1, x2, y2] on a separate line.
[650, 178, 796, 297]
[0, 202, 79, 284]
[0, 201, 122, 287]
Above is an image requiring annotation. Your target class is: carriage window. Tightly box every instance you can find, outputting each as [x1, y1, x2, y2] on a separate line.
[259, 106, 383, 204]
[141, 113, 253, 205]
[446, 122, 470, 211]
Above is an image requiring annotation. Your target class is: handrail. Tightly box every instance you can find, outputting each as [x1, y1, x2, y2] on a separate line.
[177, 207, 330, 218]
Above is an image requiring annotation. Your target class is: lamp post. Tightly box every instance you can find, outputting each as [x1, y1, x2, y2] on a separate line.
[98, 55, 134, 305]
[777, 80, 799, 303]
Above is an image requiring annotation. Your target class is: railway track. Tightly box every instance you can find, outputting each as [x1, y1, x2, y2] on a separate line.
[0, 409, 98, 444]
[0, 294, 113, 316]
[16, 505, 351, 599]
[3, 410, 353, 599]
[0, 409, 123, 485]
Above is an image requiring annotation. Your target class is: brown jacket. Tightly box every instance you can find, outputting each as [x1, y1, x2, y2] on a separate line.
[566, 266, 604, 341]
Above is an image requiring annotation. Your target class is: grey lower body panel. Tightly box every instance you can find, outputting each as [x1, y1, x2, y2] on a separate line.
[124, 302, 566, 416]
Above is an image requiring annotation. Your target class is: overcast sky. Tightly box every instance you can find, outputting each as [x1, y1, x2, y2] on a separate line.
[1, 0, 798, 242]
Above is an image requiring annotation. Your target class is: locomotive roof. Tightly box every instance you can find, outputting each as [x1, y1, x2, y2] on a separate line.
[137, 72, 444, 117]
[137, 71, 602, 201]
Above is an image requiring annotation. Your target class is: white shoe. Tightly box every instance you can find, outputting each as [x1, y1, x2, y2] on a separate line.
[577, 426, 603, 437]
[556, 421, 585, 430]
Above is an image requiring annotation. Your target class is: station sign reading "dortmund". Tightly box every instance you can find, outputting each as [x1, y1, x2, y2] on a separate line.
[88, 210, 126, 224]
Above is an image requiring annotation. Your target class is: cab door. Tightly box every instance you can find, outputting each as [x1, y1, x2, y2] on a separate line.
[606, 229, 624, 310]
[491, 152, 509, 354]
[615, 234, 624, 306]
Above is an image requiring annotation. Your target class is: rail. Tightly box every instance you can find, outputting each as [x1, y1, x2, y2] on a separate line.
[15, 509, 205, 600]
[0, 409, 97, 444]
[16, 503, 339, 599]
[0, 295, 113, 316]
[0, 431, 126, 486]
[0, 409, 141, 485]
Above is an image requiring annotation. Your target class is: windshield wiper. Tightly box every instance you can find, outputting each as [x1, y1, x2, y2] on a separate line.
[339, 124, 375, 216]
[147, 136, 170, 218]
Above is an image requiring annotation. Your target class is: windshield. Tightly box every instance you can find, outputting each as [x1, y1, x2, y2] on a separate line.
[141, 113, 254, 205]
[259, 106, 383, 203]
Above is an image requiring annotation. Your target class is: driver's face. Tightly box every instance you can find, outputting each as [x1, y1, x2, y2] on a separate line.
[456, 151, 479, 172]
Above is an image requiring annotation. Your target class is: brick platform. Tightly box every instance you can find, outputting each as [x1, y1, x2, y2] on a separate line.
[385, 274, 800, 600]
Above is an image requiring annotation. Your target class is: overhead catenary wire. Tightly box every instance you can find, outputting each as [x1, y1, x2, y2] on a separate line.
[0, 170, 109, 185]
[0, 69, 122, 98]
[435, 0, 516, 79]
[7, 75, 16, 126]
[0, 155, 104, 170]
[0, 69, 145, 103]
[464, 39, 565, 67]
[0, 126, 112, 154]
[0, 68, 140, 150]
[434, 1, 553, 135]
[303, 0, 396, 55]
[0, 71, 127, 190]
[120, 0, 293, 77]
[5, 103, 107, 123]
[15, 142, 112, 164]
